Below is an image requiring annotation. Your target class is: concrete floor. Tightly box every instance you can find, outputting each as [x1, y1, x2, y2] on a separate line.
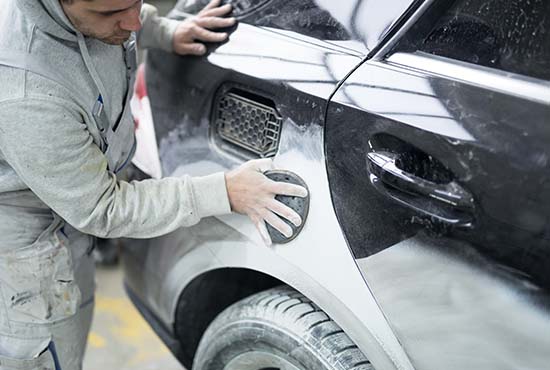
[83, 265, 184, 370]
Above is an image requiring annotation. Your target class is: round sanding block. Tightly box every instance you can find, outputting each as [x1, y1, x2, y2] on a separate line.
[264, 170, 310, 244]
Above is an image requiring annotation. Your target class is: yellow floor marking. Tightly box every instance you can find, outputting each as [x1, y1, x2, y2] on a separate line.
[94, 294, 172, 365]
[128, 345, 170, 366]
[95, 296, 152, 344]
[88, 332, 107, 348]
[84, 267, 183, 370]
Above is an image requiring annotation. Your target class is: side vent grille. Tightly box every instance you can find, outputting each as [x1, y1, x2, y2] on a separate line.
[214, 90, 282, 158]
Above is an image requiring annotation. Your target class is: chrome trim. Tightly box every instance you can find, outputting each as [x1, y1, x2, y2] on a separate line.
[371, 0, 436, 60]
[387, 52, 550, 105]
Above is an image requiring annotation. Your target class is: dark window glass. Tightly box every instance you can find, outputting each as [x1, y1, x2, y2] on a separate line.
[418, 0, 550, 81]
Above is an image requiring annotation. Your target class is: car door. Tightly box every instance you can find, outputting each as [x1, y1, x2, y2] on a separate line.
[325, 0, 550, 369]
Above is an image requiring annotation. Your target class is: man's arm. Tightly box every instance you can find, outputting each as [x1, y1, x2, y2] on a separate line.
[138, 0, 236, 55]
[138, 3, 180, 52]
[0, 97, 230, 239]
[0, 97, 306, 243]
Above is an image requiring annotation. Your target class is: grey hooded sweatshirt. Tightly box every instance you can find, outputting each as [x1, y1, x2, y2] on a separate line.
[0, 0, 231, 249]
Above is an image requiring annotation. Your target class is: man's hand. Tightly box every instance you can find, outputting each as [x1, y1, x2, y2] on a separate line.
[225, 159, 309, 246]
[172, 0, 236, 56]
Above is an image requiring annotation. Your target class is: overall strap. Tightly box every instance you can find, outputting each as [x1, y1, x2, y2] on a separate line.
[0, 50, 106, 145]
[0, 50, 89, 103]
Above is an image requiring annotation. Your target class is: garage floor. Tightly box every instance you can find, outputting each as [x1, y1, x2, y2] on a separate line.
[83, 265, 184, 370]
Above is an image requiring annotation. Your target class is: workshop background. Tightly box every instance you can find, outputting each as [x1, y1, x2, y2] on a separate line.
[82, 1, 182, 369]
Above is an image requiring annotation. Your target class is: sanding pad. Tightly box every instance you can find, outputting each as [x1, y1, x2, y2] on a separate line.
[264, 170, 310, 244]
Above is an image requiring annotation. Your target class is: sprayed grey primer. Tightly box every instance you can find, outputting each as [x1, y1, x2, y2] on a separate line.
[356, 235, 550, 370]
[134, 118, 415, 370]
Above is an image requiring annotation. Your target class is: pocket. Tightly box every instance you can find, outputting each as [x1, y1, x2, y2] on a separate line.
[0, 231, 81, 329]
[0, 342, 56, 370]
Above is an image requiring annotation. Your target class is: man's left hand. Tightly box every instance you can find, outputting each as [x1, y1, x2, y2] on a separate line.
[172, 0, 236, 56]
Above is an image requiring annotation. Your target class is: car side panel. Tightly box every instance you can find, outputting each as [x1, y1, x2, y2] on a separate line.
[325, 53, 550, 369]
[326, 57, 550, 284]
[357, 235, 550, 370]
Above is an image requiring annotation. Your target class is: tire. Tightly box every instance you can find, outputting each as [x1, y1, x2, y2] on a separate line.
[193, 286, 374, 370]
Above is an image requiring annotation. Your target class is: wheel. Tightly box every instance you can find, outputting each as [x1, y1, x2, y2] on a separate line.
[193, 286, 374, 370]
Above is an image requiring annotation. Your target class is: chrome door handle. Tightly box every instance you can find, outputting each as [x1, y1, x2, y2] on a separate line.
[366, 151, 475, 227]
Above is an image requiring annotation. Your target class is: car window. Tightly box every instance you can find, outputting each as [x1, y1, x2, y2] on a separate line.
[415, 0, 550, 81]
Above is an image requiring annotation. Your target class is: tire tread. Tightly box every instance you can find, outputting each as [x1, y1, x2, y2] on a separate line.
[195, 286, 372, 370]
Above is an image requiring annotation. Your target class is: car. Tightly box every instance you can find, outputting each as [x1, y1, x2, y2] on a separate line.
[122, 0, 550, 369]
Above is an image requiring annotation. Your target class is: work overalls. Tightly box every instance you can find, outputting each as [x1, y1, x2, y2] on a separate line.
[0, 32, 138, 370]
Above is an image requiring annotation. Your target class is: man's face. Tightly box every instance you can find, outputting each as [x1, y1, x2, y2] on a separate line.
[61, 0, 143, 45]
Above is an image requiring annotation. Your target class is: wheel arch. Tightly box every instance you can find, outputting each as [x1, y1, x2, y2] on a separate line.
[148, 216, 414, 370]
[173, 267, 282, 368]
[167, 259, 409, 370]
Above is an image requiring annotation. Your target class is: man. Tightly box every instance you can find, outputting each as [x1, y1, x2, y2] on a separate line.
[0, 0, 307, 369]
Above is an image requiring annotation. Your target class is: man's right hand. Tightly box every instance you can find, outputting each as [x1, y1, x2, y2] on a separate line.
[225, 159, 309, 246]
[172, 0, 236, 56]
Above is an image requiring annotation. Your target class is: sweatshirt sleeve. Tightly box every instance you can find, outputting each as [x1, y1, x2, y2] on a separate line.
[0, 97, 232, 239]
[138, 3, 181, 52]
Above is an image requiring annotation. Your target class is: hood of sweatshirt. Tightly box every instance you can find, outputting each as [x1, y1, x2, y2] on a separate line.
[15, 0, 125, 120]
[17, 0, 78, 42]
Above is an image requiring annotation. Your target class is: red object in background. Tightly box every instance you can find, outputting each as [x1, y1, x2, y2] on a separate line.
[133, 65, 148, 129]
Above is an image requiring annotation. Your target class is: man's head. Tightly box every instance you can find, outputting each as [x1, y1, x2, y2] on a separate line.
[60, 0, 143, 45]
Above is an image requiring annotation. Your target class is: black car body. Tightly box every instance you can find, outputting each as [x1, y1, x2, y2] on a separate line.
[123, 0, 550, 369]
